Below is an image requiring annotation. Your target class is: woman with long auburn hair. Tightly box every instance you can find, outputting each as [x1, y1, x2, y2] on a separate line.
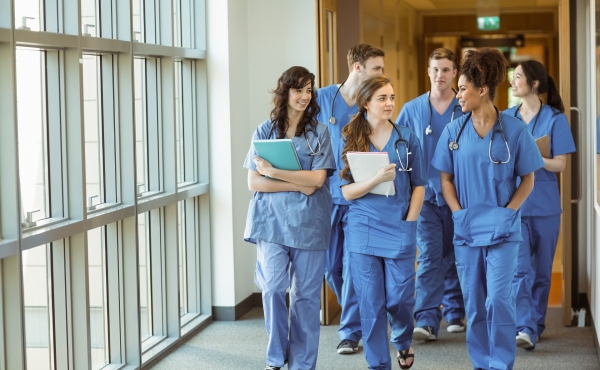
[340, 75, 426, 369]
[243, 66, 335, 370]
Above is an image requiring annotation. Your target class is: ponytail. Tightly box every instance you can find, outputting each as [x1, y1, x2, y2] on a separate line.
[545, 75, 565, 113]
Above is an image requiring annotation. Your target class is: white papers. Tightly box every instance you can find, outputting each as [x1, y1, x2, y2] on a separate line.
[346, 152, 395, 196]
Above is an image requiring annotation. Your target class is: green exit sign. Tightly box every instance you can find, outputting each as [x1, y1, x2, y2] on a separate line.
[477, 16, 500, 31]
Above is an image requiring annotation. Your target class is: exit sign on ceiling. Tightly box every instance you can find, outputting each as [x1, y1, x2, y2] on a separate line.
[477, 16, 500, 31]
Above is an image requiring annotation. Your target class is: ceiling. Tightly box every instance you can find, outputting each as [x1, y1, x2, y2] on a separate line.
[401, 0, 559, 12]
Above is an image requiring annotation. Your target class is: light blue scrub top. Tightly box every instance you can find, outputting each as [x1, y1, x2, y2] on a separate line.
[504, 104, 576, 216]
[431, 113, 545, 247]
[316, 84, 359, 205]
[243, 120, 336, 251]
[395, 93, 464, 207]
[341, 124, 427, 259]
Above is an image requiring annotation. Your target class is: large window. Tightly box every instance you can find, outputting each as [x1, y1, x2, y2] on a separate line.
[17, 48, 65, 228]
[2, 1, 208, 368]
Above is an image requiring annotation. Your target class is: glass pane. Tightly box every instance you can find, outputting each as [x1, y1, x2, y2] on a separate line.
[14, 0, 42, 32]
[175, 61, 184, 183]
[17, 48, 49, 225]
[134, 58, 148, 195]
[23, 244, 52, 370]
[81, 0, 98, 37]
[178, 201, 188, 316]
[138, 212, 152, 340]
[173, 0, 181, 47]
[88, 227, 109, 369]
[83, 55, 105, 208]
[132, 0, 143, 42]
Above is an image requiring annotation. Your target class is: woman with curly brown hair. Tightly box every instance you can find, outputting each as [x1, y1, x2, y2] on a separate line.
[340, 75, 426, 369]
[431, 48, 544, 369]
[243, 66, 335, 370]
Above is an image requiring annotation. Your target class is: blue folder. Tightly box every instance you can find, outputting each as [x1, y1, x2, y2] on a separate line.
[253, 139, 302, 171]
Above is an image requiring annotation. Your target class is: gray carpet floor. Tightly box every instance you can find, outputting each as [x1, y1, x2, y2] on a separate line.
[149, 307, 600, 369]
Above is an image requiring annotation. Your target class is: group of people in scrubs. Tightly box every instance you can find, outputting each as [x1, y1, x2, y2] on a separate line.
[244, 43, 574, 370]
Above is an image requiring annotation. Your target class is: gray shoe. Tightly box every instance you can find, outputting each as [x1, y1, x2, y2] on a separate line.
[413, 326, 437, 341]
[336, 339, 359, 354]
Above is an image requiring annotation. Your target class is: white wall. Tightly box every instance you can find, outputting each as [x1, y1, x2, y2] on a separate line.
[207, 0, 318, 308]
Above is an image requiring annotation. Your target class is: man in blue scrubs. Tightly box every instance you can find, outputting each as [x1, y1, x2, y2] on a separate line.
[395, 48, 466, 341]
[316, 44, 385, 354]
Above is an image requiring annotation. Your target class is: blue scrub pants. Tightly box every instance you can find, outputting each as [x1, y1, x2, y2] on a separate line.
[523, 215, 561, 338]
[325, 204, 362, 342]
[415, 202, 464, 333]
[255, 240, 325, 370]
[455, 242, 518, 370]
[350, 252, 415, 370]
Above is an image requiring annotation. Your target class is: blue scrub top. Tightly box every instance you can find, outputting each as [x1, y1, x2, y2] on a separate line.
[341, 124, 427, 259]
[243, 119, 336, 251]
[504, 104, 576, 216]
[316, 84, 359, 205]
[431, 113, 545, 247]
[395, 93, 464, 207]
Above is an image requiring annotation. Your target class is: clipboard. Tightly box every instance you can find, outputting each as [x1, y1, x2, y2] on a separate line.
[346, 152, 395, 196]
[253, 139, 302, 171]
[535, 135, 550, 158]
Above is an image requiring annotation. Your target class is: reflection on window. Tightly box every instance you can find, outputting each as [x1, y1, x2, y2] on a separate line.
[83, 55, 105, 209]
[138, 212, 152, 340]
[23, 244, 52, 370]
[81, 0, 98, 37]
[15, 0, 42, 32]
[175, 60, 197, 184]
[134, 57, 162, 195]
[88, 227, 109, 369]
[178, 201, 188, 316]
[17, 48, 49, 225]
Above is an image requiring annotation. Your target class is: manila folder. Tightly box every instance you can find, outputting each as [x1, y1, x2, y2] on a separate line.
[346, 152, 395, 196]
[535, 135, 550, 158]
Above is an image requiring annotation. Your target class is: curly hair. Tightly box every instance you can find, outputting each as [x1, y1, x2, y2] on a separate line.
[518, 60, 564, 113]
[459, 48, 508, 101]
[340, 75, 392, 181]
[270, 66, 320, 139]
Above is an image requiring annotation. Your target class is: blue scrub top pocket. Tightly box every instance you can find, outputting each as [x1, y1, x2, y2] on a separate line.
[452, 206, 519, 247]
[244, 198, 275, 243]
[398, 219, 417, 248]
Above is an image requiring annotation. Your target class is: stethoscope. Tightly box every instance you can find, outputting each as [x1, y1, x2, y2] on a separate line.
[387, 119, 412, 171]
[267, 122, 324, 156]
[425, 89, 463, 135]
[328, 81, 345, 124]
[448, 107, 511, 164]
[513, 99, 543, 134]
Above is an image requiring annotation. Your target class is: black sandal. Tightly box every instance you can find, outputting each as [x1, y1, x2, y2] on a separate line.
[397, 348, 414, 369]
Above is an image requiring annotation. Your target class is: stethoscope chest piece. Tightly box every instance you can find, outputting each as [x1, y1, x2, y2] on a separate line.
[329, 117, 336, 124]
[449, 142, 459, 151]
[425, 126, 432, 135]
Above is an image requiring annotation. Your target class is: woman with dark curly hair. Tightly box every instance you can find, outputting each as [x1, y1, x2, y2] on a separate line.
[431, 48, 544, 369]
[340, 75, 426, 369]
[243, 66, 335, 370]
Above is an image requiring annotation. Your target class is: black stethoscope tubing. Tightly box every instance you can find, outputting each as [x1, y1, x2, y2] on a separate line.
[426, 89, 462, 135]
[448, 107, 510, 164]
[329, 81, 346, 124]
[513, 99, 543, 134]
[387, 119, 412, 171]
[267, 122, 323, 156]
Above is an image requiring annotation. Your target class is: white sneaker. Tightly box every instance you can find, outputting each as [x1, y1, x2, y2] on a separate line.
[413, 326, 437, 341]
[516, 331, 535, 350]
[447, 319, 466, 333]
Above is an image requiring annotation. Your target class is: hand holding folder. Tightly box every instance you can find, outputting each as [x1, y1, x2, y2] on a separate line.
[535, 135, 550, 158]
[252, 139, 302, 171]
[346, 152, 396, 197]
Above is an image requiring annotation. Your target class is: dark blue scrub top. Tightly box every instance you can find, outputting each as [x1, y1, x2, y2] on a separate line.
[316, 84, 359, 206]
[341, 124, 427, 258]
[504, 105, 576, 216]
[431, 113, 545, 247]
